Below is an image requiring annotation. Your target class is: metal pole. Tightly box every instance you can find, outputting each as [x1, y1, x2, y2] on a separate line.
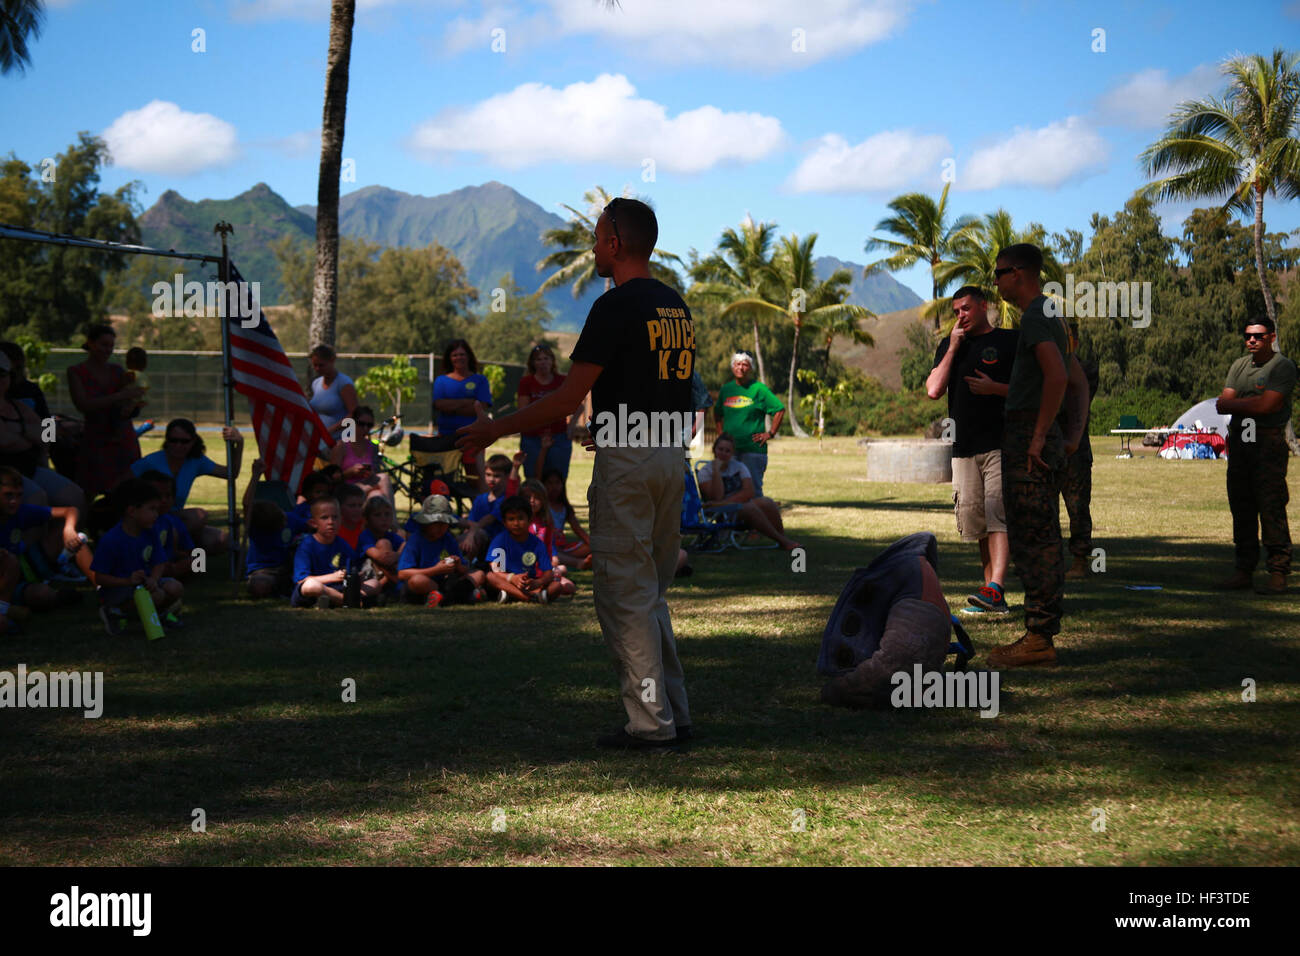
[215, 221, 239, 590]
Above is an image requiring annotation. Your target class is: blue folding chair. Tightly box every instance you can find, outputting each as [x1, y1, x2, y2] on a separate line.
[680, 462, 742, 553]
[693, 460, 778, 551]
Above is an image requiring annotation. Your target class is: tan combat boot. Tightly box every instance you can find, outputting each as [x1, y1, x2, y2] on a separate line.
[987, 632, 1058, 667]
[1222, 569, 1253, 590]
[1255, 571, 1286, 595]
[1064, 556, 1088, 580]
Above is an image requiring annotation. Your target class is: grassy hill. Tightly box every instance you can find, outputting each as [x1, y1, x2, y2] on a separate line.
[832, 305, 927, 390]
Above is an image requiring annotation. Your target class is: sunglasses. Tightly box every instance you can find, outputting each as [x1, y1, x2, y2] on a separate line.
[356, 420, 374, 428]
[993, 266, 1018, 278]
[605, 198, 623, 244]
[166, 436, 193, 444]
[1244, 332, 1269, 340]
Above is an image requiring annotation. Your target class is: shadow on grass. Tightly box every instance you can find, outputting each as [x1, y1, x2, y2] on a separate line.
[0, 522, 1296, 863]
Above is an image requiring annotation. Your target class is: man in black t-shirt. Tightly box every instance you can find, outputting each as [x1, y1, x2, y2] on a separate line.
[925, 286, 1018, 614]
[458, 198, 693, 750]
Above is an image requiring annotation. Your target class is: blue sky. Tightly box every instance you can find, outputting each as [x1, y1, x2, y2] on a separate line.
[3, 0, 1299, 301]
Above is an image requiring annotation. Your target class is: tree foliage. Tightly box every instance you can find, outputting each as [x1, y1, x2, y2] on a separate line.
[0, 133, 142, 343]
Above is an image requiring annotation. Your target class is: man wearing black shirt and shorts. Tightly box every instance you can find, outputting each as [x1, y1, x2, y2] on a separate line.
[458, 198, 693, 750]
[926, 287, 1018, 614]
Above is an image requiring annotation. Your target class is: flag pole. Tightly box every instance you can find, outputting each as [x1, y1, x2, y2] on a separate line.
[215, 221, 239, 591]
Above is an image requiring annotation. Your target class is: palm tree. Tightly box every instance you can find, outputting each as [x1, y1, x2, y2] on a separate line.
[689, 215, 780, 384]
[720, 233, 873, 437]
[308, 0, 355, 350]
[1138, 48, 1300, 329]
[537, 185, 683, 298]
[0, 0, 44, 75]
[937, 209, 1066, 328]
[863, 182, 979, 329]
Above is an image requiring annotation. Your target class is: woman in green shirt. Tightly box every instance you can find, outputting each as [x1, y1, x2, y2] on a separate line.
[712, 352, 784, 497]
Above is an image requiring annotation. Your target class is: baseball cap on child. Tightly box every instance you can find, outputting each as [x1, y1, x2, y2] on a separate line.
[413, 494, 456, 524]
[427, 478, 451, 497]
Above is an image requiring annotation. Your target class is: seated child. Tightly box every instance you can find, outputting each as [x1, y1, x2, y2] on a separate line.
[522, 479, 575, 598]
[459, 454, 512, 559]
[289, 469, 333, 534]
[141, 470, 196, 581]
[90, 478, 183, 635]
[293, 497, 357, 608]
[357, 496, 404, 592]
[246, 500, 294, 599]
[486, 495, 564, 604]
[397, 494, 485, 607]
[336, 483, 366, 551]
[0, 464, 89, 617]
[542, 468, 592, 570]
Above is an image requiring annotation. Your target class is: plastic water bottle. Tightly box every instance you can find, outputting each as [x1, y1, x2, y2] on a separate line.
[134, 586, 166, 641]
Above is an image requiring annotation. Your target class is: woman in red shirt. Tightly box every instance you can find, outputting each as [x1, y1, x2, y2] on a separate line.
[516, 345, 579, 482]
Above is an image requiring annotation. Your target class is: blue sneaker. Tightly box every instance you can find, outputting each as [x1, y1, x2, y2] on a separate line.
[968, 584, 1009, 613]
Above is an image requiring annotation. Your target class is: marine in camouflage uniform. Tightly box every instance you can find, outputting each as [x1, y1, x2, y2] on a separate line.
[987, 244, 1091, 667]
[1217, 319, 1297, 595]
[1060, 328, 1099, 577]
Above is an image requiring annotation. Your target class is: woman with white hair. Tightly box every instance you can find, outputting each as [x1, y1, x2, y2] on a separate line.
[712, 351, 785, 497]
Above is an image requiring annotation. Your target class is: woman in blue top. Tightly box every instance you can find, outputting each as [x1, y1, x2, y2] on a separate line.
[131, 418, 243, 552]
[308, 345, 358, 440]
[432, 339, 491, 492]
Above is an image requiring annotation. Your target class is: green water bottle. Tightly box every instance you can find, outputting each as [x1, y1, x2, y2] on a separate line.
[134, 586, 166, 641]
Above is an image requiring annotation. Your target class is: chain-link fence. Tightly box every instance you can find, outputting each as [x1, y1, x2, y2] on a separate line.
[40, 350, 528, 427]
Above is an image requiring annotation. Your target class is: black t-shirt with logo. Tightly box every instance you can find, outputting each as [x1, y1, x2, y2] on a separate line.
[570, 277, 694, 420]
[932, 328, 1019, 457]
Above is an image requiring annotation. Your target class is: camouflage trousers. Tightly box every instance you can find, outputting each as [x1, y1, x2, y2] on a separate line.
[1062, 434, 1094, 559]
[1227, 428, 1292, 575]
[1002, 412, 1067, 637]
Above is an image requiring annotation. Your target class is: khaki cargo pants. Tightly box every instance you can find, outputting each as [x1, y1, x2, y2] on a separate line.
[587, 444, 690, 740]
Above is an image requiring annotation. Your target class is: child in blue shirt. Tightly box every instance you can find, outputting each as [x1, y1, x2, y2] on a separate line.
[141, 470, 196, 584]
[357, 496, 404, 593]
[486, 495, 562, 604]
[288, 470, 334, 534]
[398, 494, 486, 607]
[0, 465, 89, 627]
[291, 497, 374, 608]
[459, 453, 512, 560]
[90, 478, 183, 636]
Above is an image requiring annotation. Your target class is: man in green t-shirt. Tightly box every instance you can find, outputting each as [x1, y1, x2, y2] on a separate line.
[989, 244, 1091, 668]
[713, 352, 785, 496]
[1216, 317, 1297, 595]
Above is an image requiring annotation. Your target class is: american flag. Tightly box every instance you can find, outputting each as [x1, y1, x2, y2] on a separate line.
[227, 264, 334, 494]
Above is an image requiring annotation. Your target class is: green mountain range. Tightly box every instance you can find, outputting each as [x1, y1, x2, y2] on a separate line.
[138, 183, 315, 306]
[139, 181, 923, 331]
[814, 255, 923, 314]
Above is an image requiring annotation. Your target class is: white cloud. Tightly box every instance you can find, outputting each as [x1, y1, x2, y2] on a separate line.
[961, 117, 1108, 190]
[442, 0, 908, 67]
[785, 130, 951, 193]
[408, 73, 785, 172]
[101, 100, 239, 175]
[1094, 65, 1221, 129]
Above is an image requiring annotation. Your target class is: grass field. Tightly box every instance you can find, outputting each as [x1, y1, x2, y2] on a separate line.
[1, 435, 1297, 866]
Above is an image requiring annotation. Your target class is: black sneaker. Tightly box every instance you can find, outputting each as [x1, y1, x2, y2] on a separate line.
[162, 611, 184, 630]
[99, 606, 127, 637]
[596, 729, 679, 751]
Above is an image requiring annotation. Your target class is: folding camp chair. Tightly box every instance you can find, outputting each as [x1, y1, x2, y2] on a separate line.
[680, 461, 743, 553]
[408, 434, 479, 515]
[692, 460, 778, 550]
